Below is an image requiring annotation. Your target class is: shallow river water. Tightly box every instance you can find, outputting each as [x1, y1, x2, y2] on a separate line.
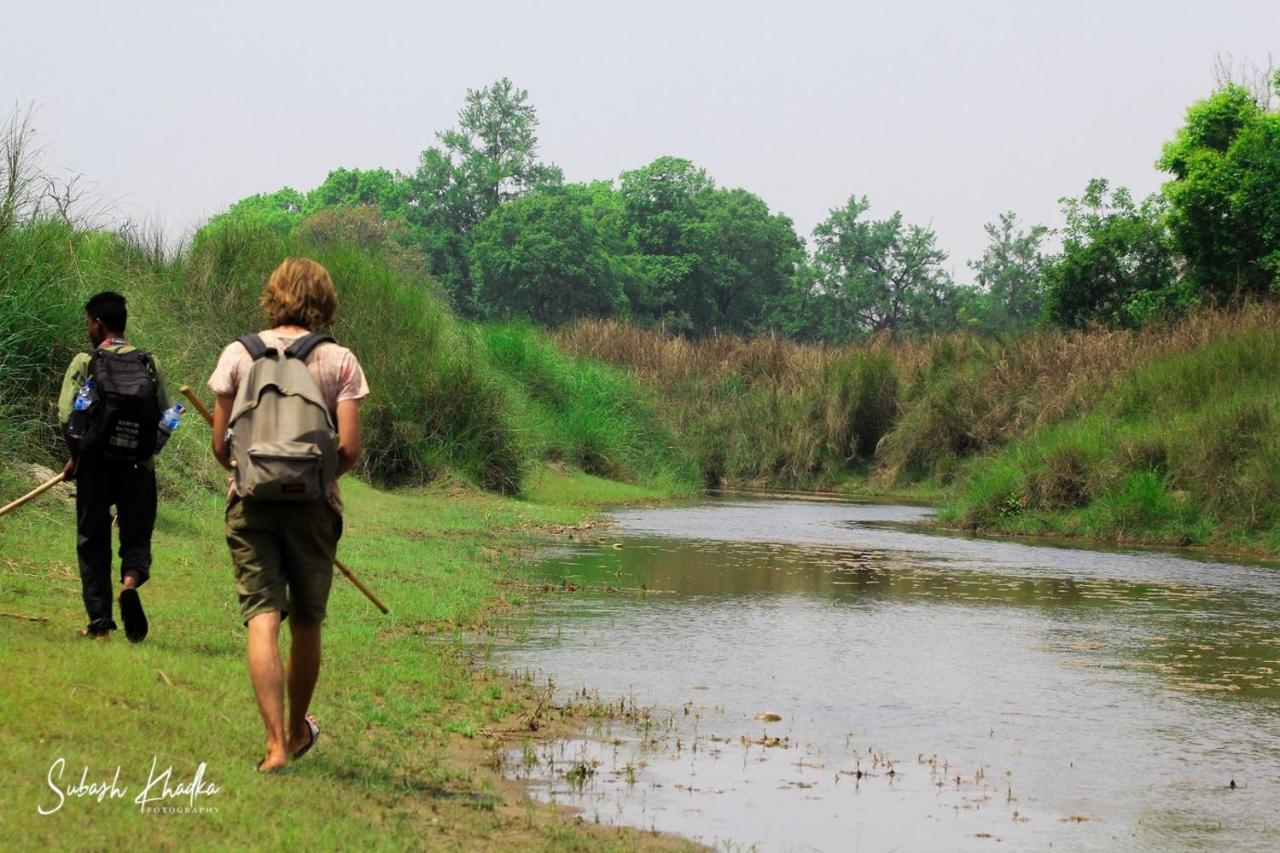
[494, 497, 1280, 851]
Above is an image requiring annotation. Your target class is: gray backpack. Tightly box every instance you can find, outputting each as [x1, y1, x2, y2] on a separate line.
[227, 332, 339, 501]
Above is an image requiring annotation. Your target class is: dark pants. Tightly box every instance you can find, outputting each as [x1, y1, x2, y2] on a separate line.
[74, 456, 157, 632]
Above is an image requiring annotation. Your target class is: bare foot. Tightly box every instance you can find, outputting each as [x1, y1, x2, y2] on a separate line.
[257, 739, 289, 773]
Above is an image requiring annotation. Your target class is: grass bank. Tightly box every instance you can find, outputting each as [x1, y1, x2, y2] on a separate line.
[0, 213, 702, 846]
[556, 308, 1280, 556]
[0, 218, 696, 498]
[0, 465, 691, 849]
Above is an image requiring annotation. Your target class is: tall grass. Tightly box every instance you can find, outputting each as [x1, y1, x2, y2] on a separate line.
[165, 219, 525, 491]
[0, 217, 693, 497]
[944, 321, 1280, 548]
[553, 320, 899, 487]
[0, 221, 137, 460]
[10, 205, 1280, 552]
[556, 308, 1280, 551]
[481, 323, 690, 488]
[0, 219, 529, 494]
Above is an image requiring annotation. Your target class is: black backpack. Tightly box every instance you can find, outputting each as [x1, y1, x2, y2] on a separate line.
[77, 349, 162, 462]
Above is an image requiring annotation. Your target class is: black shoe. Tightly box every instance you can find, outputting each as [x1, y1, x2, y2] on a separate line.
[119, 588, 148, 643]
[81, 618, 117, 639]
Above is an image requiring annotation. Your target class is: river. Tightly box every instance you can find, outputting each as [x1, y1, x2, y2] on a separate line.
[494, 496, 1280, 851]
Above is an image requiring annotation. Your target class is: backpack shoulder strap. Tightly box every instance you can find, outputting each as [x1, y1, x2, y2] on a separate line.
[284, 332, 335, 362]
[132, 347, 156, 371]
[237, 333, 275, 361]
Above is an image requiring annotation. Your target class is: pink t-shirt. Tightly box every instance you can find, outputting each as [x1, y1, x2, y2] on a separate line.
[208, 330, 370, 410]
[207, 329, 370, 511]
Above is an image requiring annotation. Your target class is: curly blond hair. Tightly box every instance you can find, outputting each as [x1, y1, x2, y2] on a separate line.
[260, 257, 338, 330]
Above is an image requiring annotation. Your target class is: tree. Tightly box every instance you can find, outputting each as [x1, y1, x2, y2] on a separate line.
[702, 188, 804, 334]
[1042, 179, 1179, 329]
[1210, 52, 1276, 110]
[305, 167, 412, 216]
[807, 195, 954, 339]
[619, 156, 714, 329]
[208, 186, 306, 235]
[407, 78, 562, 303]
[968, 211, 1049, 331]
[617, 156, 802, 334]
[437, 77, 562, 215]
[468, 186, 628, 325]
[1159, 83, 1280, 296]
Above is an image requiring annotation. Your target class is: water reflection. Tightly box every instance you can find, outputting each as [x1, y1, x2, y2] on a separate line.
[497, 499, 1280, 851]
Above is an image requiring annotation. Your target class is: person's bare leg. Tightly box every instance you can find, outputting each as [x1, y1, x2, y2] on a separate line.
[121, 570, 140, 590]
[286, 621, 322, 754]
[246, 611, 288, 771]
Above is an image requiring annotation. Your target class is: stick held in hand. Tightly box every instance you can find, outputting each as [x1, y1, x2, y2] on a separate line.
[0, 472, 68, 518]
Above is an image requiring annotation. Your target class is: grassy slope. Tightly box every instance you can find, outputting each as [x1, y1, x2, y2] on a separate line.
[942, 322, 1280, 553]
[0, 467, 689, 850]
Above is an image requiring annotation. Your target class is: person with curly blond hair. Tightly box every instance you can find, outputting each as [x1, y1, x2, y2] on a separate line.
[206, 257, 369, 772]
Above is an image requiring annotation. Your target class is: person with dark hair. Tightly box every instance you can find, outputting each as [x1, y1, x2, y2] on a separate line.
[59, 291, 171, 641]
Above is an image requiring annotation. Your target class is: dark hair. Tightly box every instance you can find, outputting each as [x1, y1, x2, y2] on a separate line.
[85, 291, 127, 334]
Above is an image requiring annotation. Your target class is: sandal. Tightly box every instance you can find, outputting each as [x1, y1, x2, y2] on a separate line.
[291, 715, 320, 760]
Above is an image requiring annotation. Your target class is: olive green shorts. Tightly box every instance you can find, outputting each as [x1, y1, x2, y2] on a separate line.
[225, 498, 342, 625]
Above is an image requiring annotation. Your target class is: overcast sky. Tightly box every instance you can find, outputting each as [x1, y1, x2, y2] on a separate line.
[3, 0, 1276, 277]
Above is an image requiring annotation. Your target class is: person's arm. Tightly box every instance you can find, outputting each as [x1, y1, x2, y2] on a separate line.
[335, 399, 361, 477]
[150, 356, 172, 413]
[211, 394, 234, 471]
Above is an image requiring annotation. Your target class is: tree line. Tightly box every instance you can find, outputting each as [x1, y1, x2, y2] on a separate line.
[216, 66, 1280, 341]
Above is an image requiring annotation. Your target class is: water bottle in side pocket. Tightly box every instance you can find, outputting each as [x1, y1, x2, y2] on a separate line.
[66, 378, 96, 441]
[155, 402, 185, 454]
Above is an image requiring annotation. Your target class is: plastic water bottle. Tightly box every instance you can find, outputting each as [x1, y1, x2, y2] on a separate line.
[73, 378, 95, 412]
[67, 378, 95, 440]
[155, 402, 185, 453]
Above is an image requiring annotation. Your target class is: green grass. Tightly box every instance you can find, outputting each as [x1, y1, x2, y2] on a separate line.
[944, 324, 1280, 551]
[480, 323, 694, 492]
[0, 467, 688, 849]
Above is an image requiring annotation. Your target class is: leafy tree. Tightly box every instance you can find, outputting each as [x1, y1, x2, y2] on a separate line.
[209, 187, 306, 234]
[968, 211, 1049, 331]
[305, 167, 413, 216]
[618, 157, 714, 329]
[468, 186, 628, 325]
[1159, 83, 1280, 295]
[618, 157, 801, 334]
[1042, 179, 1179, 329]
[807, 195, 954, 339]
[407, 78, 562, 302]
[437, 77, 563, 214]
[702, 188, 804, 334]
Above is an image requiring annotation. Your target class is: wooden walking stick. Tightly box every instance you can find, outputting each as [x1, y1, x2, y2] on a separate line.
[180, 385, 390, 615]
[0, 471, 67, 518]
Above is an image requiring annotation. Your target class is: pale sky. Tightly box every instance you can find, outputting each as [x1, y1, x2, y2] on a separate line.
[3, 0, 1277, 278]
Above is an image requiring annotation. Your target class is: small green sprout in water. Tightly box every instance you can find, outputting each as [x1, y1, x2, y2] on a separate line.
[521, 737, 537, 769]
[565, 760, 597, 788]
